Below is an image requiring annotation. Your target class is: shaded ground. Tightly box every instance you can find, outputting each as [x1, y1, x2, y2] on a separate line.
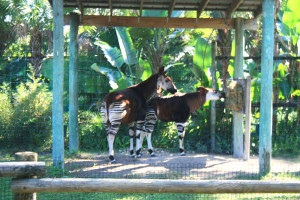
[63, 150, 300, 180]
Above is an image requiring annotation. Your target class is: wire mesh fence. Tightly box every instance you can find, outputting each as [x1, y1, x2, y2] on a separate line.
[0, 42, 299, 200]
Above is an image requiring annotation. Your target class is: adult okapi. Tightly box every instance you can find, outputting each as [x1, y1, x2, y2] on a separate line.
[137, 86, 225, 156]
[101, 67, 177, 163]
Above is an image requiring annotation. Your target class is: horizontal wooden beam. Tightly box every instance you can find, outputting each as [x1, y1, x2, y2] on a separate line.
[0, 162, 46, 177]
[12, 178, 300, 194]
[64, 15, 257, 30]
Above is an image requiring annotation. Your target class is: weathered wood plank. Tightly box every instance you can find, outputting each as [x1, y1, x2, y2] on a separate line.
[12, 178, 300, 194]
[64, 15, 258, 30]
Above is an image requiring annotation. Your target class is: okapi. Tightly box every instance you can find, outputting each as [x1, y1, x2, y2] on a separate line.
[138, 86, 225, 156]
[101, 67, 177, 163]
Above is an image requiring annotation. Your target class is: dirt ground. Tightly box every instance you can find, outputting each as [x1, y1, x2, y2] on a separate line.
[64, 150, 300, 179]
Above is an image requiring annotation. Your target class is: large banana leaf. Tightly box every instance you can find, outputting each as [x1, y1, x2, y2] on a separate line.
[90, 63, 131, 90]
[94, 41, 124, 68]
[191, 37, 211, 86]
[115, 27, 137, 65]
[282, 0, 300, 45]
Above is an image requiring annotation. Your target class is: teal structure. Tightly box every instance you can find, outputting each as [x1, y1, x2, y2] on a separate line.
[259, 0, 275, 173]
[52, 0, 64, 169]
[69, 13, 80, 153]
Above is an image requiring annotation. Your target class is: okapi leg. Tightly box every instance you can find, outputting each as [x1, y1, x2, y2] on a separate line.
[107, 133, 116, 162]
[145, 108, 157, 157]
[135, 120, 144, 157]
[107, 102, 125, 162]
[129, 123, 135, 157]
[176, 122, 187, 156]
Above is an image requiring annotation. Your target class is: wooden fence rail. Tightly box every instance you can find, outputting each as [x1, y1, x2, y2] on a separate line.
[0, 162, 46, 177]
[11, 178, 300, 194]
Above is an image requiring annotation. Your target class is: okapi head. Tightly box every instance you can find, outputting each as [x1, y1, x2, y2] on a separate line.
[157, 67, 177, 94]
[197, 86, 225, 101]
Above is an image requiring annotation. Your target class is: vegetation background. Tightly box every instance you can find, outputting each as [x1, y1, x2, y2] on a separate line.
[0, 0, 299, 157]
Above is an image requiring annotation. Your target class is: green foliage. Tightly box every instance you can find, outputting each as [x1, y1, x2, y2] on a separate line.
[0, 68, 52, 152]
[191, 37, 212, 87]
[281, 0, 300, 45]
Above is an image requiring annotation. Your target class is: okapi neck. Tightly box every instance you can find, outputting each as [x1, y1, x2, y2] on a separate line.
[186, 92, 207, 113]
[136, 74, 159, 99]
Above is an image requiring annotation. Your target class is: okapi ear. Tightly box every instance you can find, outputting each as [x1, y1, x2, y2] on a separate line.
[197, 86, 208, 94]
[158, 66, 165, 75]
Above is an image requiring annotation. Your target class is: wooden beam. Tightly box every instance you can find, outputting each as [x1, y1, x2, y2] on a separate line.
[64, 15, 258, 30]
[109, 0, 112, 17]
[259, 0, 275, 175]
[226, 0, 244, 18]
[0, 162, 46, 178]
[76, 0, 84, 15]
[197, 0, 210, 18]
[12, 178, 300, 194]
[168, 0, 177, 18]
[233, 18, 245, 159]
[69, 13, 79, 153]
[52, 0, 65, 170]
[139, 0, 144, 17]
[254, 7, 262, 18]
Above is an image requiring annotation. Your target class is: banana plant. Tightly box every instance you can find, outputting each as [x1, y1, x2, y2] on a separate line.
[191, 37, 212, 87]
[92, 27, 139, 90]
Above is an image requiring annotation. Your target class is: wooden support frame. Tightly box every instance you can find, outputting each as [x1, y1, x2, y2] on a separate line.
[52, 0, 65, 170]
[0, 162, 46, 177]
[69, 13, 80, 153]
[64, 15, 258, 30]
[226, 0, 244, 18]
[197, 0, 210, 18]
[233, 18, 245, 159]
[259, 0, 275, 174]
[168, 0, 177, 18]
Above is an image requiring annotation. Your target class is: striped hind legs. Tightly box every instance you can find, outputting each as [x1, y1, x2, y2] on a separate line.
[135, 120, 145, 157]
[142, 108, 157, 157]
[177, 122, 187, 156]
[129, 123, 135, 157]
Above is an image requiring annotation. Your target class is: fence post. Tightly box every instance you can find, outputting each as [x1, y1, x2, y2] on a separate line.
[14, 152, 38, 200]
[210, 40, 217, 153]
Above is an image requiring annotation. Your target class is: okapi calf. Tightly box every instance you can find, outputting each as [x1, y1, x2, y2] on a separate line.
[101, 67, 177, 163]
[138, 86, 224, 156]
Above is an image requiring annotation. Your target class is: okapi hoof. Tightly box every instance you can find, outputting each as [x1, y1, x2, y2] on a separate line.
[109, 155, 116, 163]
[180, 148, 185, 156]
[148, 149, 155, 157]
[130, 150, 135, 157]
[136, 149, 142, 157]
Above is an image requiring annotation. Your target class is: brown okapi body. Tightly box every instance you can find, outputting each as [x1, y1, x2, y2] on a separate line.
[138, 86, 224, 156]
[101, 67, 177, 162]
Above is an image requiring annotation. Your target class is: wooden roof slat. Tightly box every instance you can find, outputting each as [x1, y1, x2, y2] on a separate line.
[168, 0, 177, 18]
[109, 0, 113, 16]
[197, 0, 210, 18]
[226, 0, 245, 18]
[76, 0, 84, 14]
[140, 0, 144, 17]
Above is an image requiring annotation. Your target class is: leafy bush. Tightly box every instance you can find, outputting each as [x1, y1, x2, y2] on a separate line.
[64, 110, 129, 152]
[0, 69, 52, 152]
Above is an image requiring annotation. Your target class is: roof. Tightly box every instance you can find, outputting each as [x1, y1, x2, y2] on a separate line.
[50, 0, 263, 29]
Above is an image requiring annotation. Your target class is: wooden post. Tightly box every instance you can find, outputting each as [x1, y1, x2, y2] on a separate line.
[210, 40, 217, 153]
[52, 0, 65, 169]
[243, 76, 252, 160]
[69, 12, 79, 153]
[259, 0, 275, 174]
[14, 152, 38, 200]
[233, 18, 244, 158]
